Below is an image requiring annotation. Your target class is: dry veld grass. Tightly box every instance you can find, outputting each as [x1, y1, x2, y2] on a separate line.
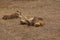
[0, 0, 60, 40]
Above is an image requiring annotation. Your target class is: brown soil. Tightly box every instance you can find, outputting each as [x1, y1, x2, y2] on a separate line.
[0, 0, 60, 40]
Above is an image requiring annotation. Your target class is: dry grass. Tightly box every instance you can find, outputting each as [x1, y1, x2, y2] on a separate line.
[0, 0, 60, 40]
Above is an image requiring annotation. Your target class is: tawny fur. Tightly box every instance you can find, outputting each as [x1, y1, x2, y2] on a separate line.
[2, 10, 45, 26]
[18, 12, 45, 26]
[32, 17, 45, 27]
[2, 11, 20, 20]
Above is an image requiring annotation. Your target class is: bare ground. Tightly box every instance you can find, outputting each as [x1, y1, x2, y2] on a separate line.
[0, 0, 60, 40]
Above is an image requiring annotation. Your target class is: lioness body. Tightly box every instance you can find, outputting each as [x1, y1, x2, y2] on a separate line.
[2, 11, 45, 26]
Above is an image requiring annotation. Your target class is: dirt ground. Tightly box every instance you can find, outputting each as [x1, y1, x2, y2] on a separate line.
[0, 0, 60, 40]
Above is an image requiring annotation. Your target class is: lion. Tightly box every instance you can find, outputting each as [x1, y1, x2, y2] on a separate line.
[2, 10, 45, 27]
[18, 12, 45, 26]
